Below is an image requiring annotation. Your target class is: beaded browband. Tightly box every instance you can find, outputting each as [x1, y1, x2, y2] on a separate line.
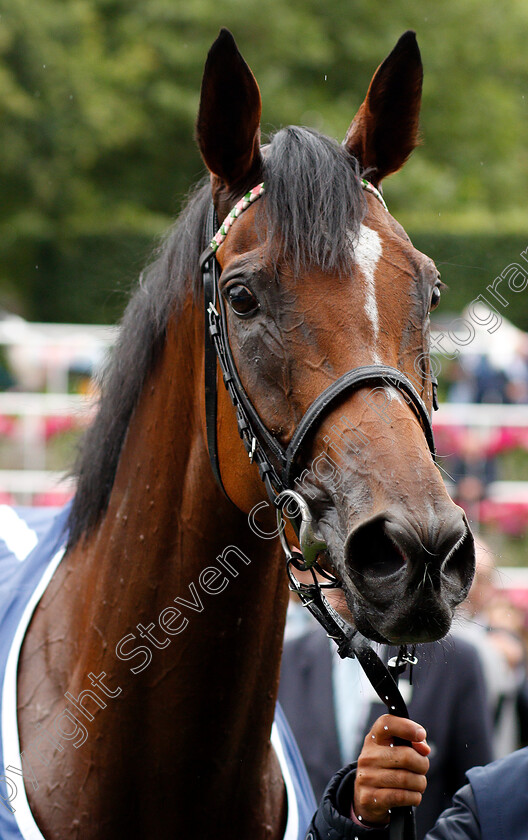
[208, 177, 388, 253]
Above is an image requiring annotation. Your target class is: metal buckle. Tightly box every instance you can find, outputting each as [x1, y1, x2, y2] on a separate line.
[388, 652, 418, 669]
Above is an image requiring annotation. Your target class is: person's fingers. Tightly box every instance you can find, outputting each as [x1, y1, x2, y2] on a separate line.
[411, 739, 431, 757]
[354, 783, 425, 822]
[364, 715, 430, 759]
[358, 741, 430, 776]
[367, 714, 427, 746]
[354, 714, 431, 824]
[354, 766, 428, 823]
[357, 766, 428, 795]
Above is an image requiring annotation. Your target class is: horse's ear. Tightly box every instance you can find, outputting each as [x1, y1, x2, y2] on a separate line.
[344, 31, 423, 187]
[196, 29, 263, 193]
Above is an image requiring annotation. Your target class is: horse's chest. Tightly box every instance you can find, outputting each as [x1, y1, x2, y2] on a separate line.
[0, 505, 315, 840]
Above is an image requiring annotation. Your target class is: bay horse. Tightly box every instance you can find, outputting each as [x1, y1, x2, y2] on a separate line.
[6, 28, 474, 840]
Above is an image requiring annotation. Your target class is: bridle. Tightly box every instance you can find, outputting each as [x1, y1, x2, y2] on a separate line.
[200, 181, 437, 507]
[199, 178, 437, 840]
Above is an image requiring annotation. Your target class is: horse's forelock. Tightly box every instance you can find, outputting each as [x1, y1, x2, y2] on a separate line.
[262, 127, 367, 272]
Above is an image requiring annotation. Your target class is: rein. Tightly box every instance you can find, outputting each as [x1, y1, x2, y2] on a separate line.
[199, 179, 434, 840]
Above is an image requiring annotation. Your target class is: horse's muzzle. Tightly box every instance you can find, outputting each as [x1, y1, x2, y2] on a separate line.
[343, 508, 475, 643]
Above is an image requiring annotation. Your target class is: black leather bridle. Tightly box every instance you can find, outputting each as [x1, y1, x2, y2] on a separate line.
[200, 202, 437, 507]
[199, 188, 438, 840]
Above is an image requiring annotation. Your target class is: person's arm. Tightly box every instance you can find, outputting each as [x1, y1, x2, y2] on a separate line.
[305, 714, 485, 840]
[304, 715, 430, 839]
[304, 763, 389, 840]
[424, 784, 480, 840]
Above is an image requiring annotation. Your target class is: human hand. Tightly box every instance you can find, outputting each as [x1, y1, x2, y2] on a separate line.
[353, 714, 430, 826]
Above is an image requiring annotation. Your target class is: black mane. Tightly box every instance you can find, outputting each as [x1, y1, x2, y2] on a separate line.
[68, 127, 366, 547]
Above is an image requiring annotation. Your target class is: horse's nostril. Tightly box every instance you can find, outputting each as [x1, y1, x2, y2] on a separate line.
[345, 517, 407, 583]
[345, 512, 475, 602]
[442, 529, 475, 594]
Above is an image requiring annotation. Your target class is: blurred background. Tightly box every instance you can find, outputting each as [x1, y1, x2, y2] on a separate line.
[1, 1, 528, 618]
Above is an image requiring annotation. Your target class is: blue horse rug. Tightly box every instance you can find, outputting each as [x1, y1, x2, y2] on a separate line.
[0, 504, 315, 839]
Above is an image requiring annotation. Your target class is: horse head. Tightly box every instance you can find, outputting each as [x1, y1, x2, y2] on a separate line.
[196, 29, 475, 645]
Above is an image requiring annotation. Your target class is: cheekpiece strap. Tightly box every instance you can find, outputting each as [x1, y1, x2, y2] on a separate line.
[202, 205, 227, 497]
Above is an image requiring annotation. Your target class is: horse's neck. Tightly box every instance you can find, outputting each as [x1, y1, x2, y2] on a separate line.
[18, 307, 288, 839]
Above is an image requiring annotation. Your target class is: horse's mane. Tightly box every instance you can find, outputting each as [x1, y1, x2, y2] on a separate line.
[68, 127, 366, 547]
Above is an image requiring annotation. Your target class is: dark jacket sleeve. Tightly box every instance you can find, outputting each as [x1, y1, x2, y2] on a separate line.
[304, 763, 389, 840]
[305, 767, 481, 840]
[424, 785, 480, 840]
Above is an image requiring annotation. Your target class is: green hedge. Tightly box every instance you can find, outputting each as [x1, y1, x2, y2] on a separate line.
[0, 232, 155, 324]
[410, 231, 528, 331]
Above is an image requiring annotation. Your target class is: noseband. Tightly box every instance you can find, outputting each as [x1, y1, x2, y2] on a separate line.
[200, 179, 437, 508]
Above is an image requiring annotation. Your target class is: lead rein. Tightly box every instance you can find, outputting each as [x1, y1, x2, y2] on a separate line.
[277, 493, 418, 840]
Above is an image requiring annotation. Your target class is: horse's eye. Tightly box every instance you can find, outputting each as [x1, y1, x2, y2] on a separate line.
[430, 285, 441, 311]
[226, 284, 259, 317]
